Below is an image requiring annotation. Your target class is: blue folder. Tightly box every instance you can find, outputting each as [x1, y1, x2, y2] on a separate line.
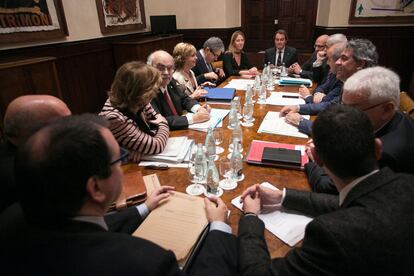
[204, 87, 235, 102]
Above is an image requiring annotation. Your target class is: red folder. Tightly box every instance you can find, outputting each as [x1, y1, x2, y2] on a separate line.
[245, 140, 309, 170]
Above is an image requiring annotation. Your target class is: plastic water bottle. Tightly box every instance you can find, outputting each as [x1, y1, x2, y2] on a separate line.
[227, 100, 238, 130]
[229, 120, 243, 152]
[204, 127, 216, 158]
[205, 155, 220, 195]
[245, 84, 253, 104]
[254, 74, 261, 90]
[230, 139, 243, 181]
[194, 143, 207, 183]
[258, 84, 267, 104]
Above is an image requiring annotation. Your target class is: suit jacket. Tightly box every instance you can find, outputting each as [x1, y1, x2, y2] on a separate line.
[299, 51, 316, 80]
[0, 141, 17, 213]
[306, 111, 414, 194]
[0, 203, 237, 276]
[192, 50, 211, 84]
[238, 168, 414, 275]
[263, 46, 298, 68]
[150, 79, 199, 130]
[299, 74, 343, 115]
[222, 52, 251, 76]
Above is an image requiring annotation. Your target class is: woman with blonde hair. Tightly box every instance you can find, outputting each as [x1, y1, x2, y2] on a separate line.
[172, 42, 213, 99]
[99, 61, 169, 162]
[222, 30, 258, 77]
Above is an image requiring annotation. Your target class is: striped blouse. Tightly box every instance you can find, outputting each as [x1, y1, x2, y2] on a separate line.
[99, 98, 169, 155]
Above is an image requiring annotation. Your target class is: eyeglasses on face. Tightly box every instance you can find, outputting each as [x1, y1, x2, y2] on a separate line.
[209, 48, 221, 58]
[155, 63, 175, 73]
[110, 147, 129, 165]
[314, 44, 325, 49]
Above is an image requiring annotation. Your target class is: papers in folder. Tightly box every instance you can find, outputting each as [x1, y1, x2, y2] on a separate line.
[188, 108, 229, 132]
[258, 111, 310, 138]
[266, 92, 305, 106]
[232, 182, 313, 247]
[278, 77, 312, 87]
[204, 87, 235, 104]
[141, 136, 193, 163]
[133, 192, 208, 265]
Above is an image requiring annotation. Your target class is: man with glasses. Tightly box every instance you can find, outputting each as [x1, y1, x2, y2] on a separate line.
[288, 34, 329, 83]
[0, 115, 237, 275]
[148, 50, 210, 130]
[192, 37, 226, 84]
[307, 66, 414, 194]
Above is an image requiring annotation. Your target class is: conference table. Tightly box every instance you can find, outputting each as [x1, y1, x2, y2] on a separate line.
[128, 76, 314, 258]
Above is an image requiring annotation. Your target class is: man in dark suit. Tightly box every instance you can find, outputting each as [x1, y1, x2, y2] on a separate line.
[148, 50, 210, 130]
[0, 95, 71, 213]
[192, 37, 226, 84]
[307, 66, 414, 194]
[238, 104, 414, 275]
[264, 29, 298, 68]
[288, 34, 328, 81]
[0, 115, 237, 275]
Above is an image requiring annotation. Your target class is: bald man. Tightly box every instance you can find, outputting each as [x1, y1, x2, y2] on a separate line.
[0, 95, 71, 212]
[288, 34, 329, 83]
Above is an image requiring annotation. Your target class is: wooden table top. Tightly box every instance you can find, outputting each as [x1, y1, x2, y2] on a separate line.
[126, 76, 313, 258]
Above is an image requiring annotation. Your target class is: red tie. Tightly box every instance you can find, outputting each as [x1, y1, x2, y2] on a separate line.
[163, 89, 178, 116]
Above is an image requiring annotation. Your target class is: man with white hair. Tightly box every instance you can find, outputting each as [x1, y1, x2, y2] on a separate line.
[148, 50, 210, 130]
[308, 66, 414, 194]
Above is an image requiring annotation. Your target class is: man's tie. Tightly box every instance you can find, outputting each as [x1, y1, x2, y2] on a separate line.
[163, 88, 178, 116]
[277, 51, 282, 66]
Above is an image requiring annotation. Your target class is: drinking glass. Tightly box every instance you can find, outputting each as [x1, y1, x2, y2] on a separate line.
[241, 103, 254, 127]
[213, 128, 224, 154]
[218, 159, 237, 190]
[186, 145, 205, 195]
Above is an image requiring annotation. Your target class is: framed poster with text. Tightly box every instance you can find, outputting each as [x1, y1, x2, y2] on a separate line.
[349, 0, 414, 24]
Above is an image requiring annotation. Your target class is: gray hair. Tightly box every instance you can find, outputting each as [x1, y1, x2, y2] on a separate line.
[347, 38, 379, 68]
[203, 37, 225, 53]
[331, 42, 346, 60]
[326, 33, 347, 48]
[343, 66, 400, 109]
[146, 50, 171, 66]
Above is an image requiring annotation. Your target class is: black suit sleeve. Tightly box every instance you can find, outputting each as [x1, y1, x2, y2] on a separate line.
[283, 189, 339, 217]
[104, 206, 143, 234]
[305, 162, 339, 194]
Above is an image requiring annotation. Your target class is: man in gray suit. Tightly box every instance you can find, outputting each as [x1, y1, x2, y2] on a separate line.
[264, 29, 298, 68]
[238, 104, 414, 275]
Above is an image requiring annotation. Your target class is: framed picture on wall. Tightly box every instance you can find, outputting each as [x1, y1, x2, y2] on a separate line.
[349, 0, 414, 24]
[95, 0, 146, 34]
[0, 0, 68, 44]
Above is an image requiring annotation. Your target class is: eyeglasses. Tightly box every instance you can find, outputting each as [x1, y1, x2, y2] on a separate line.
[209, 49, 221, 58]
[110, 147, 129, 165]
[314, 44, 325, 49]
[155, 63, 175, 73]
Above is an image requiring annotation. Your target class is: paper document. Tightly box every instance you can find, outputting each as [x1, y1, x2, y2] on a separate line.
[232, 182, 313, 246]
[266, 92, 305, 106]
[189, 108, 230, 132]
[258, 111, 310, 138]
[223, 79, 255, 90]
[141, 138, 193, 163]
[133, 192, 208, 261]
[143, 173, 161, 194]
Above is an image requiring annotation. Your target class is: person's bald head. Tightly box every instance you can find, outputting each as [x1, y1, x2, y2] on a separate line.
[147, 50, 175, 87]
[314, 34, 329, 52]
[4, 95, 71, 146]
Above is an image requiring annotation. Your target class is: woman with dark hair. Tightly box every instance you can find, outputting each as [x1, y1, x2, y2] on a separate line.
[222, 30, 258, 77]
[99, 61, 169, 162]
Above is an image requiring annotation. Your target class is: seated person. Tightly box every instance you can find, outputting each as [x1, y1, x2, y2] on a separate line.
[148, 50, 210, 130]
[0, 115, 237, 275]
[192, 37, 226, 84]
[264, 29, 298, 68]
[280, 38, 378, 136]
[172, 42, 211, 99]
[221, 30, 258, 77]
[0, 95, 71, 213]
[99, 61, 169, 163]
[279, 41, 346, 120]
[306, 66, 414, 194]
[238, 104, 414, 275]
[288, 34, 328, 82]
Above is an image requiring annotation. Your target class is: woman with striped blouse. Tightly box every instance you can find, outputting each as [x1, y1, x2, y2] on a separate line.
[99, 61, 169, 162]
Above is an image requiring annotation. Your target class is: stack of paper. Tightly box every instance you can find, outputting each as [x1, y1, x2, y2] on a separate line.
[257, 111, 310, 138]
[141, 136, 193, 164]
[189, 108, 229, 132]
[223, 79, 255, 90]
[232, 182, 313, 247]
[266, 92, 305, 106]
[278, 77, 312, 87]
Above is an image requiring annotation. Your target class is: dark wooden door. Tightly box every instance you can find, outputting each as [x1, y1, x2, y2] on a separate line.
[242, 0, 318, 52]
